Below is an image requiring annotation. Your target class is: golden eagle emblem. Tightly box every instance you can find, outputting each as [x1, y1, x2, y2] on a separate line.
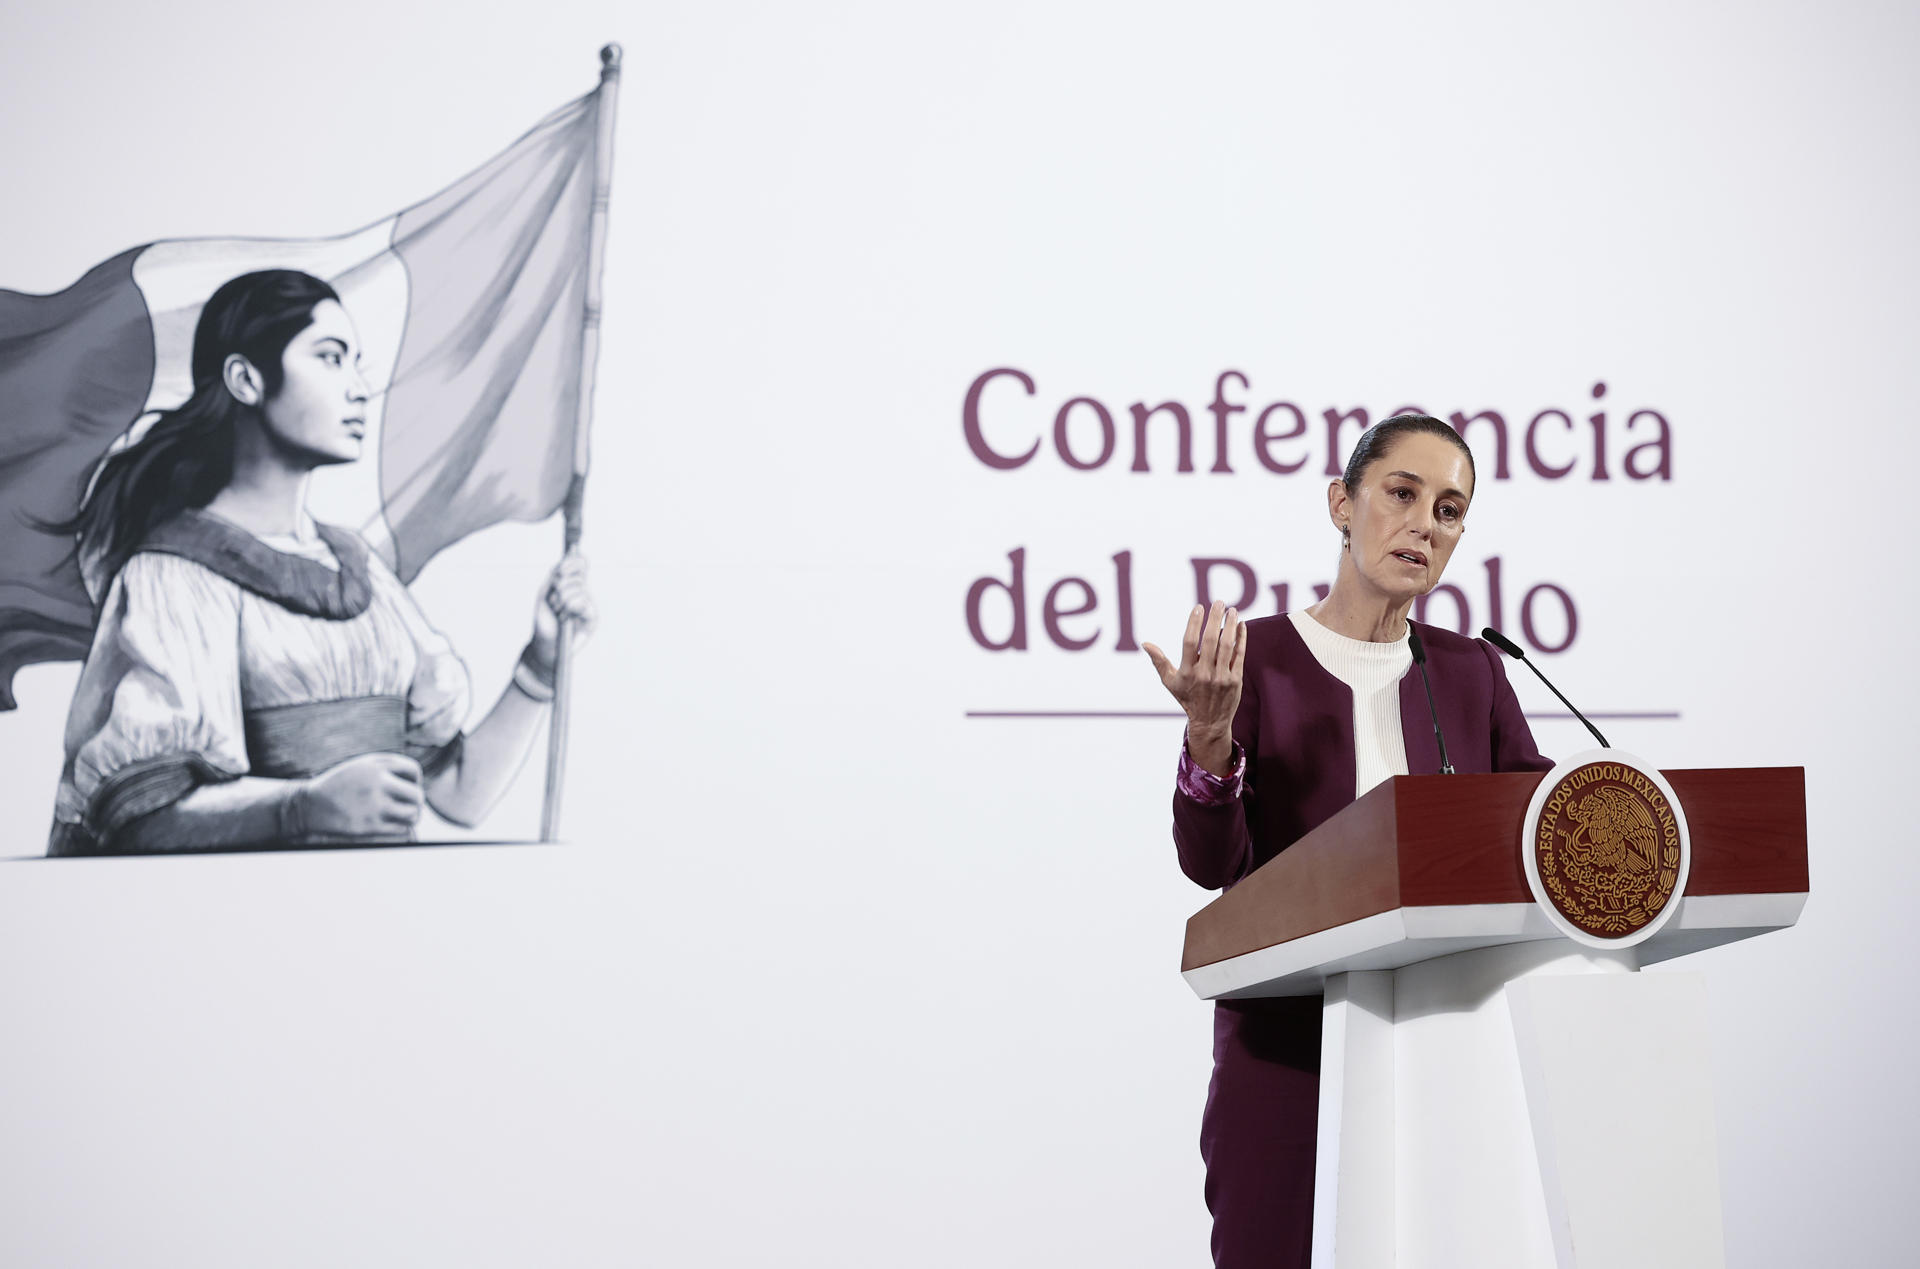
[1528, 761, 1686, 940]
[1565, 785, 1661, 875]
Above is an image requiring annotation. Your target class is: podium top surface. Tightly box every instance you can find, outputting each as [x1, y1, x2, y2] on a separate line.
[1182, 767, 1808, 976]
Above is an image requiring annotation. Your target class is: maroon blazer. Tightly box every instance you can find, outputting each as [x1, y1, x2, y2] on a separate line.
[1173, 614, 1553, 891]
[1174, 614, 1554, 1267]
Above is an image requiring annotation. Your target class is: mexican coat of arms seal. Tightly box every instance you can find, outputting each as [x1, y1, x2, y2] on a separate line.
[1522, 750, 1691, 948]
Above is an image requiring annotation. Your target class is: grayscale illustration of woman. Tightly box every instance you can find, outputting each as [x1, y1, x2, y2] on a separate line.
[44, 268, 596, 856]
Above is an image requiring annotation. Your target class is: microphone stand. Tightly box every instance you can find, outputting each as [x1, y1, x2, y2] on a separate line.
[1406, 625, 1455, 775]
[1481, 627, 1610, 749]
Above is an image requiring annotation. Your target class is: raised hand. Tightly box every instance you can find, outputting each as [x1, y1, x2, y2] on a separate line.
[531, 550, 597, 660]
[1142, 601, 1247, 777]
[296, 752, 425, 837]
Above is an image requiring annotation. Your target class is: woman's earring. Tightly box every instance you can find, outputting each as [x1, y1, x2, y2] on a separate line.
[1341, 526, 1351, 550]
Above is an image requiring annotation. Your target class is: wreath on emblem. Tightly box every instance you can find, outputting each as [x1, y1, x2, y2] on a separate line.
[1538, 783, 1683, 935]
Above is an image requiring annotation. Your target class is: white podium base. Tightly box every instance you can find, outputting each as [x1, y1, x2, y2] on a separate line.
[1312, 943, 1725, 1269]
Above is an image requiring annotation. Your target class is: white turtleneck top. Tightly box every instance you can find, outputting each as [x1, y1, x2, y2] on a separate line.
[1287, 608, 1413, 799]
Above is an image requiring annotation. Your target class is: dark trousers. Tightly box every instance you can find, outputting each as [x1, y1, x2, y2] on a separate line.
[1203, 997, 1321, 1268]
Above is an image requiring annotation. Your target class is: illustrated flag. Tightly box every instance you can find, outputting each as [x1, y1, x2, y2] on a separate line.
[0, 89, 604, 710]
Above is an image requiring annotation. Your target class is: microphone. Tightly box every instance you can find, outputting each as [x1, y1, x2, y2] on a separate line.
[1481, 627, 1610, 749]
[1405, 625, 1454, 775]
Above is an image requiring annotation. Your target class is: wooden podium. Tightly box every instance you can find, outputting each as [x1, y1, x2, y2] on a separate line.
[1181, 768, 1808, 1269]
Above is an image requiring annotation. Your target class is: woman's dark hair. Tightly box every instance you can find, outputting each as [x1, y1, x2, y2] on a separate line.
[1340, 413, 1476, 495]
[50, 269, 338, 591]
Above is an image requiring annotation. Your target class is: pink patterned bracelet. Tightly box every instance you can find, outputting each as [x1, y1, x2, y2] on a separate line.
[1176, 734, 1246, 805]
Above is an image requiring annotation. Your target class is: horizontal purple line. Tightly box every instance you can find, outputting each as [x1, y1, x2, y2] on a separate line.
[965, 710, 1682, 720]
[966, 710, 1188, 718]
[1529, 711, 1681, 720]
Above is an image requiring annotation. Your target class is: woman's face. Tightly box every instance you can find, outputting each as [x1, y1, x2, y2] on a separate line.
[1332, 432, 1475, 601]
[260, 299, 370, 467]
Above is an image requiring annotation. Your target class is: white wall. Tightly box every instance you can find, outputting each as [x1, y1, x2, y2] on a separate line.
[1, 2, 1914, 1264]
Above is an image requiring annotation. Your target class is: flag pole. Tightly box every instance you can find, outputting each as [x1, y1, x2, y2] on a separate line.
[541, 42, 622, 843]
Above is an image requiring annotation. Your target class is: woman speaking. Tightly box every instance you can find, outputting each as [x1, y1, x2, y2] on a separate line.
[1143, 414, 1553, 1267]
